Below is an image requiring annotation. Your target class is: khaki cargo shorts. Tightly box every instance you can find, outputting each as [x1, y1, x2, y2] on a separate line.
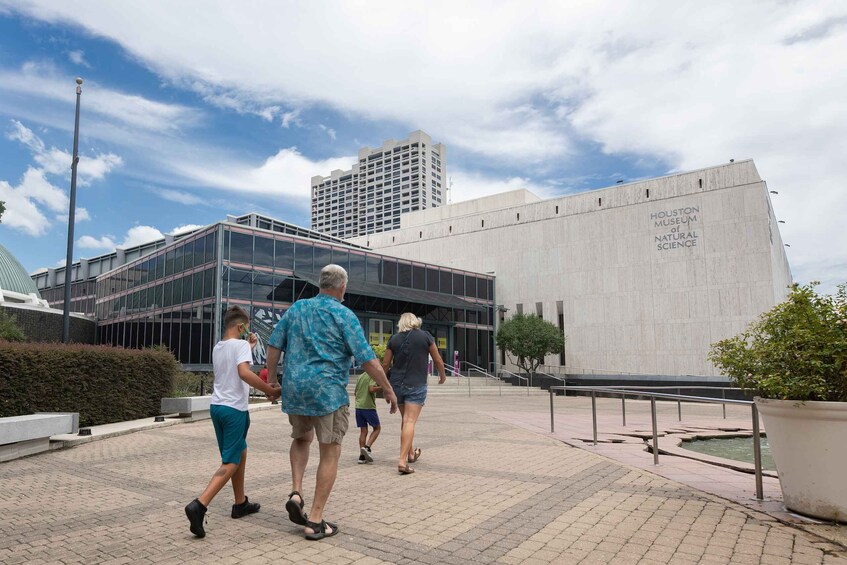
[289, 405, 349, 445]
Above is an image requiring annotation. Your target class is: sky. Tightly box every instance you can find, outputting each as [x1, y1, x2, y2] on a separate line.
[0, 1, 845, 292]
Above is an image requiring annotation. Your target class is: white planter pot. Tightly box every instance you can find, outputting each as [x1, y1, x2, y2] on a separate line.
[755, 397, 847, 521]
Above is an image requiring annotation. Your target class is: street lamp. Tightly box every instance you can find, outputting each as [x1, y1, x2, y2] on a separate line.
[62, 77, 83, 343]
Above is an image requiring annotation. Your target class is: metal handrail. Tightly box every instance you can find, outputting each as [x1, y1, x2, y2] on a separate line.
[498, 369, 530, 396]
[547, 385, 764, 500]
[469, 367, 502, 396]
[540, 365, 704, 378]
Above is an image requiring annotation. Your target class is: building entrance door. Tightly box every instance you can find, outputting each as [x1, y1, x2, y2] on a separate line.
[421, 323, 450, 372]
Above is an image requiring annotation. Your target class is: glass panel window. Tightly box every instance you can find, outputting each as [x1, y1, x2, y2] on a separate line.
[398, 262, 412, 288]
[453, 272, 465, 296]
[227, 269, 252, 300]
[253, 271, 274, 303]
[205, 232, 218, 263]
[295, 243, 313, 272]
[204, 268, 215, 298]
[174, 244, 185, 274]
[229, 231, 253, 264]
[383, 259, 398, 285]
[163, 280, 173, 307]
[349, 252, 366, 282]
[366, 255, 382, 283]
[182, 275, 192, 305]
[440, 270, 452, 294]
[466, 276, 477, 298]
[254, 235, 274, 267]
[274, 239, 294, 270]
[165, 250, 175, 277]
[273, 275, 293, 303]
[172, 277, 183, 305]
[192, 271, 203, 301]
[331, 248, 349, 271]
[313, 245, 331, 272]
[183, 240, 195, 270]
[426, 268, 439, 293]
[412, 265, 426, 291]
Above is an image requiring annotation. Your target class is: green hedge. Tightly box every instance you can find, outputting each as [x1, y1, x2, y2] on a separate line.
[0, 341, 179, 426]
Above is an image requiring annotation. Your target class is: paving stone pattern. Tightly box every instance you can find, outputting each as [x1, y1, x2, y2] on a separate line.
[0, 395, 845, 564]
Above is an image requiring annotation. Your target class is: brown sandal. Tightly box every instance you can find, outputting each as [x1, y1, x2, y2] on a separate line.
[407, 448, 421, 463]
[398, 464, 415, 475]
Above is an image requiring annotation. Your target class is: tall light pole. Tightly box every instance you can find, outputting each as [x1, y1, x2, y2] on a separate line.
[62, 77, 83, 343]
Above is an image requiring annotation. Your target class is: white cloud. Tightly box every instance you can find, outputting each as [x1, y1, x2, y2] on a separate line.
[2, 2, 847, 289]
[77, 225, 164, 251]
[151, 188, 204, 205]
[318, 124, 336, 141]
[450, 169, 557, 203]
[0, 61, 202, 133]
[0, 120, 115, 235]
[169, 147, 355, 201]
[77, 234, 116, 249]
[0, 179, 49, 236]
[67, 50, 90, 67]
[9, 119, 122, 185]
[171, 223, 204, 235]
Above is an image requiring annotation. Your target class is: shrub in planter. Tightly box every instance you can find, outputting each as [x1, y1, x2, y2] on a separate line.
[0, 341, 179, 426]
[709, 282, 847, 521]
[708, 282, 847, 401]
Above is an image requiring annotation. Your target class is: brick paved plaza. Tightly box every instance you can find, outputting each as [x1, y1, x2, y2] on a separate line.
[1, 391, 846, 564]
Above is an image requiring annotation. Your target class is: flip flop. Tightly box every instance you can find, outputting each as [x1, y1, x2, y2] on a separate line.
[407, 448, 421, 463]
[285, 491, 308, 526]
[305, 519, 339, 541]
[398, 464, 415, 475]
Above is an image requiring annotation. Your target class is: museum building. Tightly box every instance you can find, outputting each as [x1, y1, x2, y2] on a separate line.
[351, 160, 793, 377]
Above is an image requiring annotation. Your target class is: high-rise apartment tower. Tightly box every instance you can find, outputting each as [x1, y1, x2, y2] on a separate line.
[311, 130, 446, 238]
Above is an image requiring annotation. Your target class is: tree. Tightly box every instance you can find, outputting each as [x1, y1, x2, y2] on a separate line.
[0, 200, 5, 223]
[496, 313, 565, 377]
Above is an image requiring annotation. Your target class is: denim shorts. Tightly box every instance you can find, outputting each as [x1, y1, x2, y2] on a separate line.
[355, 408, 381, 428]
[394, 384, 427, 406]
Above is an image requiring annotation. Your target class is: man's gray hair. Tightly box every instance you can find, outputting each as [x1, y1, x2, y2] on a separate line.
[319, 264, 348, 290]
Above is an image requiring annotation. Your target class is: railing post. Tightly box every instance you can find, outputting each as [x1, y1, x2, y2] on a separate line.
[752, 403, 764, 500]
[722, 389, 727, 419]
[677, 388, 682, 422]
[549, 389, 555, 433]
[621, 395, 626, 427]
[591, 391, 598, 446]
[651, 396, 659, 465]
[468, 372, 471, 397]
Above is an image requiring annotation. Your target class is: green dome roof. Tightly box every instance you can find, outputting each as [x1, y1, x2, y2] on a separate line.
[0, 244, 41, 298]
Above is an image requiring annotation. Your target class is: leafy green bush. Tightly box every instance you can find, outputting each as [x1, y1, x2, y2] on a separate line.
[172, 371, 213, 397]
[496, 314, 565, 376]
[0, 341, 179, 426]
[0, 308, 25, 342]
[709, 282, 847, 401]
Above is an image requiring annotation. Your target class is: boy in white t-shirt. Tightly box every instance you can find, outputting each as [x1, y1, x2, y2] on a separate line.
[185, 306, 281, 538]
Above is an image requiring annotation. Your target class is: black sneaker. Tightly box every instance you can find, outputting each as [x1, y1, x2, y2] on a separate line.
[358, 453, 367, 464]
[361, 446, 373, 463]
[231, 496, 261, 519]
[185, 498, 207, 538]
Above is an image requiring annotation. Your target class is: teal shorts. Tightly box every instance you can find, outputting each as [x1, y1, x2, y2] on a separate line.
[210, 404, 250, 465]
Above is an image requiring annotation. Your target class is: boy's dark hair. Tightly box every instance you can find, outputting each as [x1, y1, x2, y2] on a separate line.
[224, 305, 249, 329]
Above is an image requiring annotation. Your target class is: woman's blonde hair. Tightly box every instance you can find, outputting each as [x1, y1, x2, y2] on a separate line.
[397, 312, 422, 333]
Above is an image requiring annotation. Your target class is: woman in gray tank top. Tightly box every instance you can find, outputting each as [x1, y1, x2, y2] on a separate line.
[383, 313, 447, 474]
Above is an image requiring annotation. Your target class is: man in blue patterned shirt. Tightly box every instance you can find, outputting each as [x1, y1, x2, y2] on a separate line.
[266, 264, 397, 541]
